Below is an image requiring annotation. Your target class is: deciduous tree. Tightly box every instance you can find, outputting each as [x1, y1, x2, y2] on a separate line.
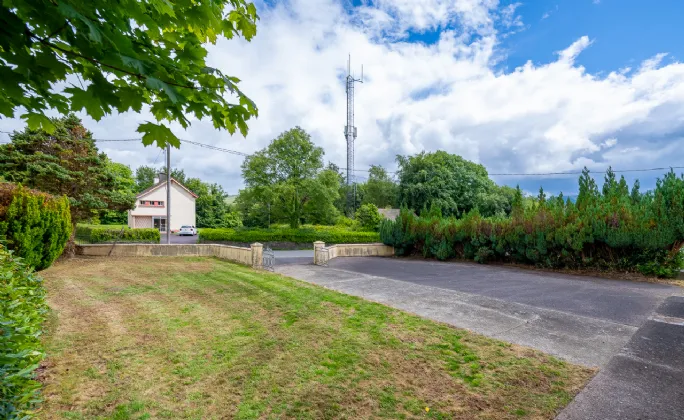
[240, 127, 329, 228]
[396, 151, 494, 217]
[99, 160, 136, 224]
[363, 165, 397, 209]
[0, 0, 259, 148]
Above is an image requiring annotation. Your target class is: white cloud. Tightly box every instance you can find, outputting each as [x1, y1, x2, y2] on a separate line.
[499, 2, 523, 28]
[601, 138, 618, 148]
[557, 36, 593, 63]
[3, 0, 684, 194]
[639, 52, 668, 73]
[541, 5, 558, 21]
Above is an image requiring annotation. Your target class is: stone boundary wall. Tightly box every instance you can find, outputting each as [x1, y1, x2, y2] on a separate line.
[76, 243, 263, 269]
[313, 242, 394, 265]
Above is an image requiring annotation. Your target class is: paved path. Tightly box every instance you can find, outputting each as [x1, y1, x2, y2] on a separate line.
[277, 257, 680, 367]
[558, 296, 684, 420]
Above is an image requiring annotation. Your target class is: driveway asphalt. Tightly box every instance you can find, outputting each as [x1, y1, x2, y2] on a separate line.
[325, 257, 675, 327]
[276, 257, 684, 419]
[276, 257, 680, 368]
[274, 250, 314, 265]
[160, 234, 198, 244]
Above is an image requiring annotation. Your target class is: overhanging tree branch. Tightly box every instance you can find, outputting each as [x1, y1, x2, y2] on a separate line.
[28, 30, 200, 90]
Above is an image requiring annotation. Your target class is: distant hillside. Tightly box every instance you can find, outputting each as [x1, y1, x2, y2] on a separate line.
[225, 195, 237, 205]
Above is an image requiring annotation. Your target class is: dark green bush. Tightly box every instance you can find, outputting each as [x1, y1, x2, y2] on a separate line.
[0, 246, 48, 417]
[381, 169, 684, 278]
[0, 183, 72, 270]
[355, 204, 382, 231]
[199, 226, 380, 244]
[86, 227, 160, 244]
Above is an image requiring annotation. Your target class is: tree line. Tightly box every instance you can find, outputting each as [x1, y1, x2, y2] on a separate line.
[0, 115, 240, 229]
[380, 167, 684, 277]
[235, 127, 525, 228]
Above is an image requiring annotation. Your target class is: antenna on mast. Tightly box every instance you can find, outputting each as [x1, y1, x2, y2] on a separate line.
[344, 54, 363, 215]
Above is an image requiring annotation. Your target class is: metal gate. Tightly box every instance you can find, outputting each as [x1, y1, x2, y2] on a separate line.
[262, 247, 275, 271]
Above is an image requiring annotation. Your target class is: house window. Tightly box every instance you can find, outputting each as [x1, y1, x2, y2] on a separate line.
[140, 200, 164, 207]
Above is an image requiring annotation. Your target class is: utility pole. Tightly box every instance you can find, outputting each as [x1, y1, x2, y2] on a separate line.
[166, 144, 171, 244]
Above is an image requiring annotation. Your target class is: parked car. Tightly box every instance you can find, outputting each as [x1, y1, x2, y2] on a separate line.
[179, 225, 197, 236]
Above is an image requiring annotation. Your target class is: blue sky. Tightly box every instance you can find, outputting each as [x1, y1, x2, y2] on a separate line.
[4, 0, 683, 196]
[398, 0, 684, 195]
[503, 0, 682, 72]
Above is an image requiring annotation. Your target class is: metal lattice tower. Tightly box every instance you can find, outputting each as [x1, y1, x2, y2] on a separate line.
[344, 55, 362, 187]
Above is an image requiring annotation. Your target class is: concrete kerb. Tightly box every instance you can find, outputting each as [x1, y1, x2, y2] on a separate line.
[313, 242, 394, 266]
[76, 243, 263, 269]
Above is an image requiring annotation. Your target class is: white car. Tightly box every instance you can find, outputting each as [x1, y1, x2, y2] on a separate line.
[179, 225, 197, 236]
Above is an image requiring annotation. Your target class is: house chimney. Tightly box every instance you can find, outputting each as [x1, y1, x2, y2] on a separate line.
[154, 172, 166, 185]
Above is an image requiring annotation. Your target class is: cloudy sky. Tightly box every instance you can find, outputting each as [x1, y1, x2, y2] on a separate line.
[3, 0, 684, 195]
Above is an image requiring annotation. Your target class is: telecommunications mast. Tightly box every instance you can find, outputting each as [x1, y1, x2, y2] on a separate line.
[344, 54, 363, 212]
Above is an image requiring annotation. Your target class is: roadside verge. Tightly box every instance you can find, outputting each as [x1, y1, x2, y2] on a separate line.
[557, 296, 684, 420]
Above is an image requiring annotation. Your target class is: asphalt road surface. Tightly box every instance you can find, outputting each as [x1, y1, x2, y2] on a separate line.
[159, 234, 198, 244]
[276, 256, 684, 419]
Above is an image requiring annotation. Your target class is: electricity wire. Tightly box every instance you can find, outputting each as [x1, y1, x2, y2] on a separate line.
[3, 133, 684, 177]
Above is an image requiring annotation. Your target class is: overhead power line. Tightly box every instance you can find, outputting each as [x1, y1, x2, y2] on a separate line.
[179, 139, 250, 157]
[91, 138, 140, 142]
[3, 133, 683, 177]
[489, 166, 684, 176]
[92, 138, 684, 177]
[93, 137, 251, 157]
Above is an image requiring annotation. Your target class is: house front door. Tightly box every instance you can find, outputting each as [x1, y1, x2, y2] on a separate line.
[153, 217, 167, 233]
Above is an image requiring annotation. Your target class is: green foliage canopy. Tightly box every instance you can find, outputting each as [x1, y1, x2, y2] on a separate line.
[199, 226, 379, 245]
[396, 151, 495, 218]
[363, 165, 398, 209]
[355, 203, 382, 231]
[0, 245, 49, 417]
[99, 160, 137, 225]
[0, 115, 136, 223]
[239, 127, 339, 228]
[0, 0, 259, 148]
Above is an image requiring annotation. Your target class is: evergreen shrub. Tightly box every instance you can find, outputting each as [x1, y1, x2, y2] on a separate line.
[0, 183, 71, 270]
[380, 169, 684, 278]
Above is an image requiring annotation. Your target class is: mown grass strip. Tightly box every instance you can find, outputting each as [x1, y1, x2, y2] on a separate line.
[40, 257, 594, 419]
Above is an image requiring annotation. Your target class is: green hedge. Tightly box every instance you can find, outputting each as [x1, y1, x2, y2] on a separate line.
[0, 246, 48, 417]
[381, 170, 684, 278]
[76, 226, 160, 244]
[199, 226, 380, 244]
[0, 183, 72, 270]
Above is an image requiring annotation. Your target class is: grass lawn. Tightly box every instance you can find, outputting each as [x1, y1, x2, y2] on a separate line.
[39, 257, 594, 419]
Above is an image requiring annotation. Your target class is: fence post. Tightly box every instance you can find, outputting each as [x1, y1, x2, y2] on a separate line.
[313, 241, 325, 264]
[251, 243, 263, 269]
